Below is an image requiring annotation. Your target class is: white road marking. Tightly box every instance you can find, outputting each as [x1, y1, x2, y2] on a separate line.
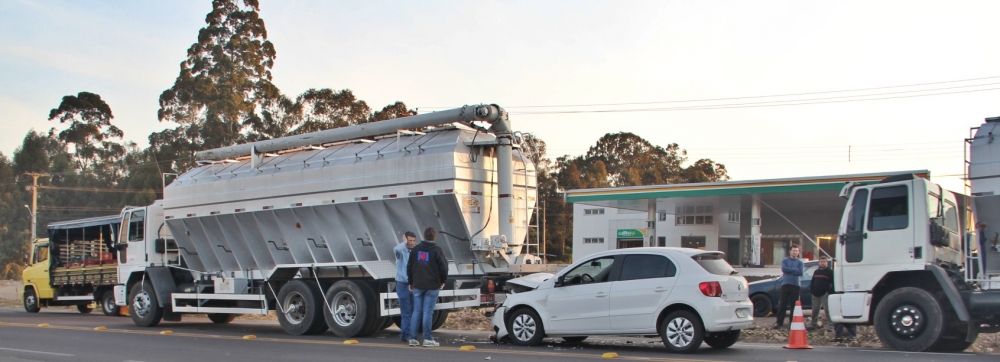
[0, 347, 75, 357]
[858, 349, 972, 356]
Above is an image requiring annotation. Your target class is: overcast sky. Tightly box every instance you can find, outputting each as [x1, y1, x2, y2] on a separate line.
[2, 0, 998, 192]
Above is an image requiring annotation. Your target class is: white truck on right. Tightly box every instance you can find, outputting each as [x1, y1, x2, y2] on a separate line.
[829, 116, 1000, 352]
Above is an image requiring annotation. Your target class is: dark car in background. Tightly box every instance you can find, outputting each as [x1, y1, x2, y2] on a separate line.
[747, 261, 821, 317]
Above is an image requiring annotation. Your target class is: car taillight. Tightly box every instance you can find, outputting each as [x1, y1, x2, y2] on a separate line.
[699, 281, 722, 297]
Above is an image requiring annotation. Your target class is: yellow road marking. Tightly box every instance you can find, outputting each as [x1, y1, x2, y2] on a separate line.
[0, 322, 720, 362]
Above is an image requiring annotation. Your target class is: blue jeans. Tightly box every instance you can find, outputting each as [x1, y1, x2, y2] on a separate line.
[396, 282, 414, 340]
[410, 288, 440, 341]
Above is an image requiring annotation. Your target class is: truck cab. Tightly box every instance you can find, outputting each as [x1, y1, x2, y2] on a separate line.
[829, 174, 1000, 352]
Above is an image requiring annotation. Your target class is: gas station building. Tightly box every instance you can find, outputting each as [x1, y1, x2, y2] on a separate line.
[566, 170, 929, 266]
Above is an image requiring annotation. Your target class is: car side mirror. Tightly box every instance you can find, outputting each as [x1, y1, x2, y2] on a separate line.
[555, 275, 565, 287]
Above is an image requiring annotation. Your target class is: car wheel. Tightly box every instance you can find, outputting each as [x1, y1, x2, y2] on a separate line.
[704, 330, 740, 349]
[660, 310, 704, 354]
[751, 294, 772, 317]
[562, 336, 588, 343]
[507, 308, 545, 346]
[873, 287, 944, 352]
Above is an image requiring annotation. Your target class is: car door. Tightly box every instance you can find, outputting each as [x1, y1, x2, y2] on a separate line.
[545, 255, 617, 334]
[609, 253, 677, 332]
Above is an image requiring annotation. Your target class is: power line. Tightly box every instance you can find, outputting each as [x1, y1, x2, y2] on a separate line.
[37, 185, 154, 193]
[511, 87, 1000, 115]
[418, 75, 1000, 109]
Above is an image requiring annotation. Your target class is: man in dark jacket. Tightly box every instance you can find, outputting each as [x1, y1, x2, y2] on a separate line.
[809, 255, 834, 331]
[406, 227, 448, 347]
[773, 245, 804, 329]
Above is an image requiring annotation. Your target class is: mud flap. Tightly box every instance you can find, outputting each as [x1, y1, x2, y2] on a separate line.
[926, 265, 974, 341]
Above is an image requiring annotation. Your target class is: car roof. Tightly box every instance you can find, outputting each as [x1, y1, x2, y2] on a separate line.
[581, 247, 722, 259]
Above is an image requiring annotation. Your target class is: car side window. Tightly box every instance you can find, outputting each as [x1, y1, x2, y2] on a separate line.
[619, 254, 675, 281]
[562, 256, 616, 285]
[802, 265, 817, 281]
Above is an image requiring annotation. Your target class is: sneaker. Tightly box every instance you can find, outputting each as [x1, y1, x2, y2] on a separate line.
[771, 323, 784, 330]
[408, 339, 420, 347]
[423, 339, 440, 347]
[807, 325, 817, 331]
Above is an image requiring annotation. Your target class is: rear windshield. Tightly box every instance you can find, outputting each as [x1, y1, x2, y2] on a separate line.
[693, 253, 737, 276]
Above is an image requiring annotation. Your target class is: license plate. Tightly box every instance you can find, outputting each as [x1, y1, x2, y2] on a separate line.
[480, 293, 495, 303]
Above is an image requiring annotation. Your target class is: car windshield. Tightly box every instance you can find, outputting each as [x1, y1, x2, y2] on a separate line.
[693, 252, 737, 276]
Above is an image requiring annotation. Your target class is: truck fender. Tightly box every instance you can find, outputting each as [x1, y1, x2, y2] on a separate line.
[925, 265, 977, 342]
[144, 267, 178, 308]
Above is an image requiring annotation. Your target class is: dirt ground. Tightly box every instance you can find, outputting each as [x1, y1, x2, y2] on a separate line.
[2, 279, 996, 352]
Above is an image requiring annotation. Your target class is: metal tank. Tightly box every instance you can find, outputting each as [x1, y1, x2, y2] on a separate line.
[968, 117, 1000, 278]
[161, 105, 538, 279]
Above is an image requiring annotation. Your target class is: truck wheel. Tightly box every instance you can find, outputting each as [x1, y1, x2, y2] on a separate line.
[129, 282, 164, 327]
[873, 287, 944, 352]
[324, 280, 378, 337]
[751, 294, 772, 317]
[431, 310, 449, 330]
[660, 310, 704, 353]
[207, 313, 238, 324]
[379, 316, 394, 331]
[101, 291, 119, 316]
[23, 289, 40, 313]
[276, 280, 326, 335]
[704, 330, 741, 349]
[77, 304, 94, 314]
[507, 308, 545, 346]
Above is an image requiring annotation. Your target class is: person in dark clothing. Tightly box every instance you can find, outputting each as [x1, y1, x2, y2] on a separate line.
[406, 227, 448, 347]
[809, 256, 834, 331]
[773, 245, 804, 329]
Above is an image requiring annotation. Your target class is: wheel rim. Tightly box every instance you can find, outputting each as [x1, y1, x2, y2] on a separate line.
[331, 291, 358, 327]
[666, 317, 695, 348]
[512, 314, 537, 341]
[889, 304, 925, 338]
[25, 294, 36, 308]
[752, 297, 768, 315]
[282, 291, 307, 325]
[132, 291, 152, 318]
[103, 295, 115, 313]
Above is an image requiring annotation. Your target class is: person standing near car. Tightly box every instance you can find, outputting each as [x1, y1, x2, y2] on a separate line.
[773, 244, 804, 329]
[809, 255, 834, 332]
[393, 231, 418, 342]
[407, 227, 448, 347]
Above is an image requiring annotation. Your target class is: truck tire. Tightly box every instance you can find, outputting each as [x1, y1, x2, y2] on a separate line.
[431, 310, 449, 330]
[23, 289, 40, 313]
[101, 291, 119, 316]
[129, 282, 164, 327]
[77, 304, 94, 314]
[873, 287, 944, 352]
[207, 313, 238, 324]
[276, 280, 327, 335]
[324, 280, 379, 337]
[379, 316, 394, 331]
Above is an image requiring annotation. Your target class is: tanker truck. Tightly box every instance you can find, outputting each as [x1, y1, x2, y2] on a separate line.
[828, 116, 1000, 352]
[112, 104, 558, 336]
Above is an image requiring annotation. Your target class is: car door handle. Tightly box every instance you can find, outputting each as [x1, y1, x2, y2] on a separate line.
[654, 287, 666, 293]
[595, 292, 608, 298]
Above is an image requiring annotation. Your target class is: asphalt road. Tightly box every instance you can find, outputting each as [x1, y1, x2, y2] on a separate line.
[0, 307, 993, 362]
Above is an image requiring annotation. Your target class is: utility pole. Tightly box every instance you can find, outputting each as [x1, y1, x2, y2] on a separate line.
[24, 172, 46, 241]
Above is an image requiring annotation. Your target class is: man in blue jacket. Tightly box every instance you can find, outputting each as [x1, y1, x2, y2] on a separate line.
[773, 244, 804, 329]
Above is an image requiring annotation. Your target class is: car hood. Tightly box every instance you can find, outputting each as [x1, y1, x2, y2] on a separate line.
[506, 273, 555, 290]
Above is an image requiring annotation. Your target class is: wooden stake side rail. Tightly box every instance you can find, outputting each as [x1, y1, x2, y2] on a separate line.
[51, 265, 118, 286]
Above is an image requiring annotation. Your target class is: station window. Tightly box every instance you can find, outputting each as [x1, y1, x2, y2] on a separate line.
[675, 204, 714, 225]
[583, 237, 605, 244]
[584, 208, 605, 215]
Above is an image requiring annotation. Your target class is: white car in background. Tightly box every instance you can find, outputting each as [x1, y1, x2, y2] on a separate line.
[491, 247, 753, 353]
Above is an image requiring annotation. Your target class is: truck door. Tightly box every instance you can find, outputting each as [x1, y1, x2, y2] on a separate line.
[123, 209, 147, 265]
[839, 184, 915, 293]
[23, 242, 54, 298]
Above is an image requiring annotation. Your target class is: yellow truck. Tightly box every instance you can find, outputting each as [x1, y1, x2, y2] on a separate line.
[21, 214, 121, 316]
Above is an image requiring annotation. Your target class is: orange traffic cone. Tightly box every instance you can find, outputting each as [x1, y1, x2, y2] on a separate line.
[784, 300, 813, 349]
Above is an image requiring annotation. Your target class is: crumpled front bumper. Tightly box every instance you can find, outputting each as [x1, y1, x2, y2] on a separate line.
[491, 305, 509, 340]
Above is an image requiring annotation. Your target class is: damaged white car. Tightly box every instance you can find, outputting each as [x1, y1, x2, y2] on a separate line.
[491, 247, 753, 353]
